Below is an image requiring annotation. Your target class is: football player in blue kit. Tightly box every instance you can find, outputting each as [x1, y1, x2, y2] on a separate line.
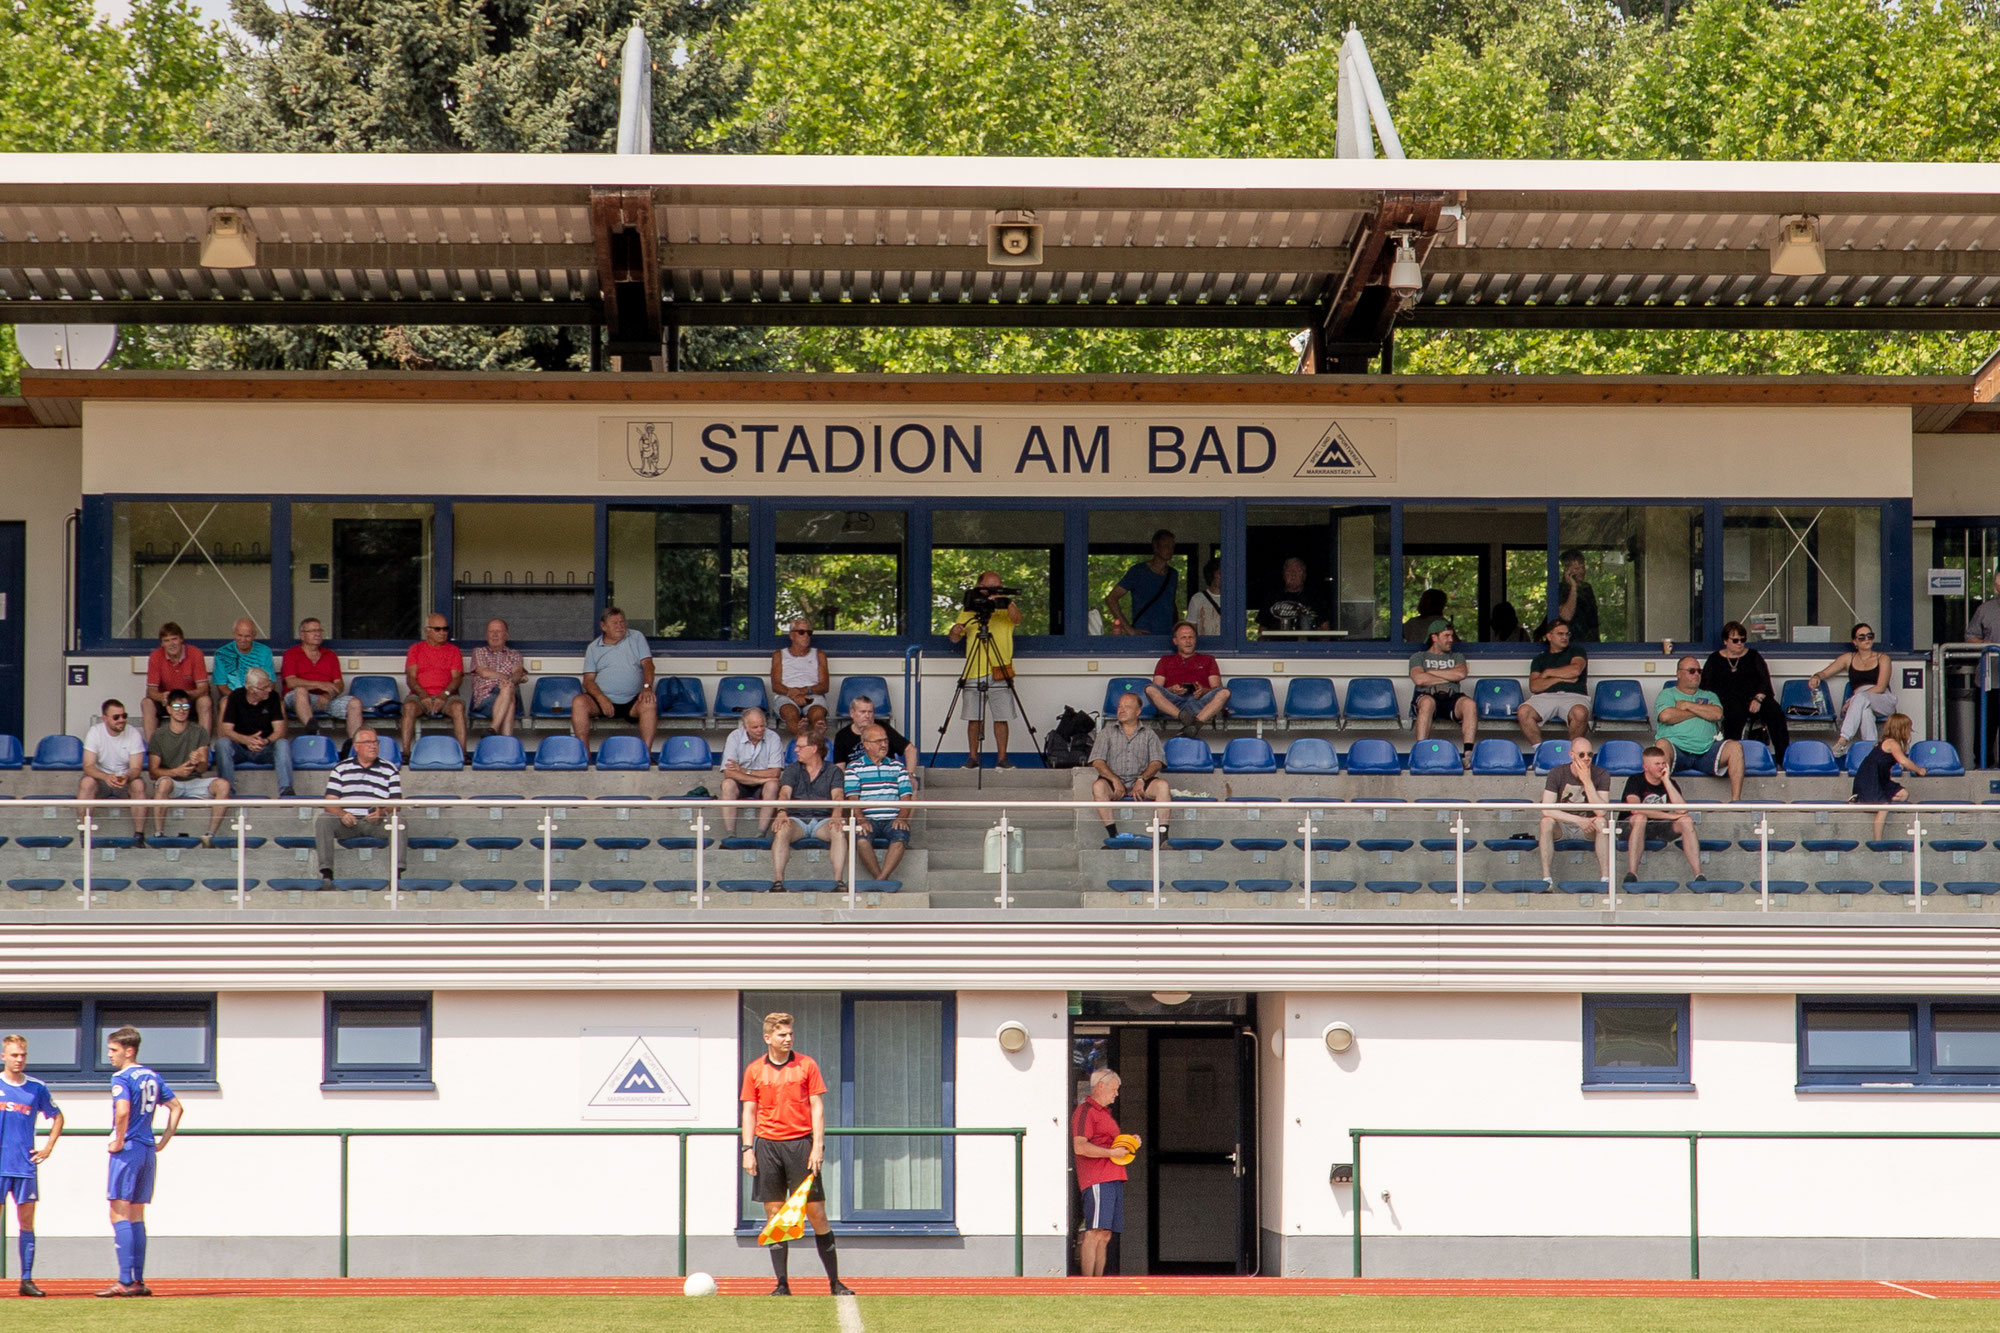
[100, 1026, 183, 1298]
[0, 1033, 64, 1297]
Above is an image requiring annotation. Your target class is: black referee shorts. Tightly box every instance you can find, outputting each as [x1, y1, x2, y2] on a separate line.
[752, 1135, 825, 1204]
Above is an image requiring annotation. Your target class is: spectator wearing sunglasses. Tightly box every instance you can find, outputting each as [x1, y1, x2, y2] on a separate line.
[1809, 623, 1895, 757]
[1700, 620, 1790, 763]
[770, 619, 830, 741]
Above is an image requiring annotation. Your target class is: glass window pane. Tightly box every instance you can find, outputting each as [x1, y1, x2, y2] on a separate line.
[1089, 510, 1220, 637]
[293, 503, 435, 642]
[452, 504, 595, 641]
[1723, 505, 1882, 643]
[1559, 506, 1702, 644]
[931, 510, 1063, 635]
[98, 1009, 208, 1068]
[776, 509, 906, 635]
[851, 999, 946, 1213]
[1934, 1010, 2000, 1069]
[110, 501, 273, 640]
[1803, 1008, 1913, 1069]
[1592, 1005, 1680, 1070]
[740, 992, 845, 1223]
[1245, 507, 1390, 643]
[1402, 506, 1547, 642]
[0, 1011, 80, 1068]
[333, 1006, 427, 1067]
[607, 506, 750, 641]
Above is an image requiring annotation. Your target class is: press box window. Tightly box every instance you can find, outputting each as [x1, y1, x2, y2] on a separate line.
[606, 505, 749, 640]
[1582, 995, 1691, 1089]
[109, 501, 273, 641]
[1800, 1000, 2000, 1088]
[324, 993, 433, 1089]
[0, 995, 217, 1086]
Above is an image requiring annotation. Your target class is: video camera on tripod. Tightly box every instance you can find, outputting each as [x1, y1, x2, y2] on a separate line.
[961, 583, 1021, 618]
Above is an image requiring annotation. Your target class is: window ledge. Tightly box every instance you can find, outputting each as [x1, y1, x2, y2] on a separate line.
[45, 1079, 216, 1092]
[1797, 1083, 2000, 1094]
[320, 1081, 437, 1093]
[733, 1221, 959, 1238]
[1583, 1082, 1696, 1093]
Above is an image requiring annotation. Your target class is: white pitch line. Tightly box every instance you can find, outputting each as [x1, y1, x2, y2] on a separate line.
[836, 1292, 866, 1333]
[1880, 1281, 1938, 1299]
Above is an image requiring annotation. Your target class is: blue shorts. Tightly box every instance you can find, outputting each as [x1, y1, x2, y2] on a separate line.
[1081, 1180, 1124, 1233]
[0, 1173, 36, 1204]
[1672, 743, 1724, 776]
[863, 818, 910, 844]
[107, 1143, 156, 1204]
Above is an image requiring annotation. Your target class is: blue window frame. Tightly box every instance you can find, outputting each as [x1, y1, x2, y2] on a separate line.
[0, 993, 217, 1088]
[737, 991, 956, 1232]
[1582, 994, 1691, 1089]
[323, 992, 434, 1089]
[1798, 998, 2000, 1090]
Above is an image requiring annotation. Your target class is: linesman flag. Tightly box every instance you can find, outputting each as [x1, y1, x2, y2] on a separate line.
[759, 1174, 817, 1246]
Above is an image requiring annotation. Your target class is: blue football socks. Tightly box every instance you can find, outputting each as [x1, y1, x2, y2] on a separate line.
[132, 1221, 148, 1283]
[19, 1229, 33, 1281]
[112, 1220, 135, 1286]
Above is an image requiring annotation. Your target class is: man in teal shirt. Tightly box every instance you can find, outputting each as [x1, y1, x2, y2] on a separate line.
[210, 617, 276, 722]
[1653, 656, 1745, 800]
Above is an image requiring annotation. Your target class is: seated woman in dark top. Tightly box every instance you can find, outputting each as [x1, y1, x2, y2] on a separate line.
[1852, 712, 1926, 840]
[1700, 620, 1790, 763]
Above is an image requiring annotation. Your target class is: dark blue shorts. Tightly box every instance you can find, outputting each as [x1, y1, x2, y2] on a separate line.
[1081, 1180, 1124, 1233]
[864, 818, 910, 844]
[1672, 743, 1724, 776]
[0, 1173, 36, 1204]
[107, 1143, 156, 1204]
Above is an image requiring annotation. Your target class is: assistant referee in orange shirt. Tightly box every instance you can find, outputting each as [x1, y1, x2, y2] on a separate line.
[740, 1010, 854, 1296]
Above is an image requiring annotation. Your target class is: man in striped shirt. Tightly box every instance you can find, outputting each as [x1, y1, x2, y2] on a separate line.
[838, 725, 913, 880]
[316, 728, 403, 884]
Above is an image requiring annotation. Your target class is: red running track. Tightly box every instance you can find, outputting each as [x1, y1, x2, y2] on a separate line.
[13, 1277, 2000, 1299]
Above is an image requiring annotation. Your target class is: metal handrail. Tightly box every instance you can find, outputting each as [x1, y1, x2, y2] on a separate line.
[2, 1123, 1026, 1280]
[1349, 1126, 2000, 1280]
[1930, 641, 1996, 769]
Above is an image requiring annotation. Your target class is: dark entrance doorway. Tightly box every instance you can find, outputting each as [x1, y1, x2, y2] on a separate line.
[0, 522, 22, 738]
[332, 519, 424, 641]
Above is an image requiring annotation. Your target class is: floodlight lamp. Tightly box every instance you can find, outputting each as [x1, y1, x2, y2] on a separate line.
[201, 207, 258, 268]
[1770, 215, 1826, 277]
[1386, 231, 1423, 299]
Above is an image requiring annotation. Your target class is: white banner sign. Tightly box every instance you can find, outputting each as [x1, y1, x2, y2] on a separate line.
[580, 1026, 699, 1121]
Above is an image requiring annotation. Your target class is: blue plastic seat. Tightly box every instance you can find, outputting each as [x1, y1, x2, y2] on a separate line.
[659, 735, 714, 771]
[595, 734, 652, 770]
[348, 675, 402, 718]
[1282, 677, 1340, 723]
[1846, 741, 1888, 777]
[835, 675, 892, 718]
[1909, 740, 1965, 776]
[31, 735, 82, 770]
[1166, 837, 1224, 852]
[657, 676, 707, 719]
[1592, 679, 1649, 725]
[1740, 739, 1778, 776]
[1282, 738, 1338, 775]
[1469, 739, 1526, 776]
[0, 735, 22, 769]
[1531, 739, 1573, 773]
[530, 676, 584, 719]
[1237, 879, 1292, 894]
[1407, 740, 1462, 776]
[409, 735, 464, 771]
[1102, 677, 1156, 718]
[1780, 678, 1835, 722]
[590, 879, 649, 894]
[1225, 677, 1277, 721]
[1596, 739, 1644, 776]
[533, 735, 589, 771]
[1171, 879, 1231, 895]
[1473, 679, 1524, 721]
[1223, 737, 1277, 774]
[291, 734, 339, 770]
[1344, 738, 1401, 775]
[1782, 739, 1838, 776]
[714, 676, 769, 717]
[1230, 837, 1288, 853]
[1342, 677, 1400, 725]
[1163, 737, 1214, 773]
[472, 735, 527, 770]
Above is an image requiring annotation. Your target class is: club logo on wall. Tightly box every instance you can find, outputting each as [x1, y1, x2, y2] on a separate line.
[627, 422, 671, 477]
[1294, 422, 1378, 479]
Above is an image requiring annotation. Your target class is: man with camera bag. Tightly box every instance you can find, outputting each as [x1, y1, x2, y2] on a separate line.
[949, 570, 1024, 769]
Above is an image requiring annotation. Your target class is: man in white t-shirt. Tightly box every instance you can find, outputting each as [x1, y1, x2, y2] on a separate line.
[78, 698, 148, 843]
[720, 707, 787, 836]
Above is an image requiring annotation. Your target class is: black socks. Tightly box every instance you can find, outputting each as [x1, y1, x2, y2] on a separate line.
[769, 1238, 789, 1281]
[815, 1228, 840, 1283]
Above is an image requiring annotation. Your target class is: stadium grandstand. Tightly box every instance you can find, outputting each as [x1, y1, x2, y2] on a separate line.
[5, 149, 2000, 1285]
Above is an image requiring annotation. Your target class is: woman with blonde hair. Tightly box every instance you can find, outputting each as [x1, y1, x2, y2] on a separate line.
[1851, 713, 1927, 840]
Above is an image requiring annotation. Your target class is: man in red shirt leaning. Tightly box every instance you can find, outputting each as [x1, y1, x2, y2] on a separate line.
[1072, 1068, 1131, 1277]
[1144, 621, 1231, 739]
[740, 1011, 854, 1297]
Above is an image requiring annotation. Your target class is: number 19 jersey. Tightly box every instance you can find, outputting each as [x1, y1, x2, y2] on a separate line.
[111, 1065, 174, 1148]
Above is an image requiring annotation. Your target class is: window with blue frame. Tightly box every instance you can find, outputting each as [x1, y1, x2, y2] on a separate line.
[738, 991, 954, 1227]
[1582, 994, 1691, 1088]
[0, 994, 217, 1087]
[1798, 998, 2000, 1088]
[110, 500, 273, 641]
[323, 992, 433, 1089]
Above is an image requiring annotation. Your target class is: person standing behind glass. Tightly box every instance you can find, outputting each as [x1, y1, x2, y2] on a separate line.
[1187, 558, 1224, 639]
[1808, 623, 1895, 758]
[1105, 530, 1178, 636]
[1701, 620, 1790, 764]
[1557, 550, 1600, 643]
[1963, 569, 2000, 764]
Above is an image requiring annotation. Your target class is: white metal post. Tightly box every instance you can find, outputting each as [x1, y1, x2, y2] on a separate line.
[235, 804, 249, 910]
[1149, 808, 1164, 910]
[1299, 809, 1314, 908]
[1757, 814, 1771, 913]
[995, 809, 1012, 910]
[540, 810, 554, 910]
[78, 806, 93, 910]
[1910, 816, 1925, 913]
[1452, 810, 1467, 910]
[693, 811, 709, 910]
[388, 806, 402, 911]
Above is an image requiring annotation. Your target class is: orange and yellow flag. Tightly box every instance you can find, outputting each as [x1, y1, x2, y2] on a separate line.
[758, 1174, 816, 1246]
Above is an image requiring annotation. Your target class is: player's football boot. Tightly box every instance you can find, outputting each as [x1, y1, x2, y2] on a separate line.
[134, 1282, 154, 1296]
[18, 1279, 45, 1297]
[95, 1283, 141, 1297]
[768, 1279, 792, 1296]
[829, 1279, 856, 1296]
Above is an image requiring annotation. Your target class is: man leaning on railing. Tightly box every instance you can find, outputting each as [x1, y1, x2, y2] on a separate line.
[316, 729, 404, 886]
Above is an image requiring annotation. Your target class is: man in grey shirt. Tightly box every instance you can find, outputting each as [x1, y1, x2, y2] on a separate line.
[771, 733, 842, 890]
[572, 606, 657, 750]
[1088, 691, 1170, 840]
[1966, 569, 2000, 764]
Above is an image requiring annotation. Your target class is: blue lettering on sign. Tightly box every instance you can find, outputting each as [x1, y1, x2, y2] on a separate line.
[890, 423, 936, 474]
[777, 425, 819, 473]
[1063, 426, 1108, 473]
[826, 425, 864, 473]
[744, 424, 779, 472]
[1149, 426, 1187, 473]
[688, 420, 1282, 476]
[1015, 426, 1057, 472]
[700, 423, 739, 473]
[943, 425, 981, 473]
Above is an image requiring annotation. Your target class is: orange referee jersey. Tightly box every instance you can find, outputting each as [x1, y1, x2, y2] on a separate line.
[740, 1053, 827, 1141]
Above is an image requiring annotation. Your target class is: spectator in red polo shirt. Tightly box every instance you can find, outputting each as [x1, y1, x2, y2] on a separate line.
[1072, 1068, 1131, 1277]
[399, 615, 466, 756]
[1144, 621, 1231, 739]
[280, 617, 363, 744]
[143, 622, 211, 739]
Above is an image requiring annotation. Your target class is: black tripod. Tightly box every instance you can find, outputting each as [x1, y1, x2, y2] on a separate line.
[929, 612, 1041, 791]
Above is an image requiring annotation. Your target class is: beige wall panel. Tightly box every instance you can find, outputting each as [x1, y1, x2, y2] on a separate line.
[1915, 432, 2000, 516]
[0, 427, 81, 740]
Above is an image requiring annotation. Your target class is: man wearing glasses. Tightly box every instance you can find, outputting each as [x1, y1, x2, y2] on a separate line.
[78, 698, 148, 843]
[400, 617, 467, 757]
[316, 729, 404, 884]
[146, 690, 231, 844]
[770, 619, 831, 741]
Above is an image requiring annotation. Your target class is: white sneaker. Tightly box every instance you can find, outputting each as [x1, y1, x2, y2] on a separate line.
[1832, 736, 1851, 757]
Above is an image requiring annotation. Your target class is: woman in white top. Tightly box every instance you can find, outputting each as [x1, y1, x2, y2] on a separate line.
[770, 618, 831, 739]
[1187, 558, 1224, 639]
